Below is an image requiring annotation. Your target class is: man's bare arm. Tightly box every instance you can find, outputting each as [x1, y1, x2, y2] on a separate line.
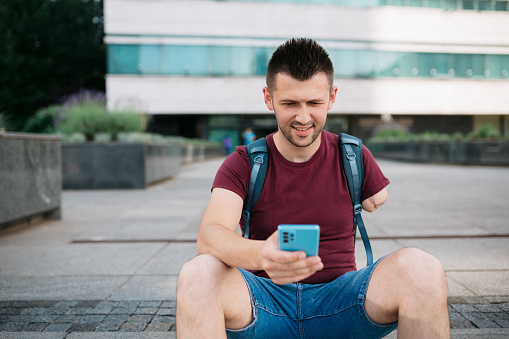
[196, 188, 323, 283]
[196, 188, 264, 270]
[361, 188, 388, 212]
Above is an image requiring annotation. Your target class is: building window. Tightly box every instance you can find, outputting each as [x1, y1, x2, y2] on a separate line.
[107, 43, 509, 80]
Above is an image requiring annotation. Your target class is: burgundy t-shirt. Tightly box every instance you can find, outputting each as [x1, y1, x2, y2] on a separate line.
[212, 130, 390, 284]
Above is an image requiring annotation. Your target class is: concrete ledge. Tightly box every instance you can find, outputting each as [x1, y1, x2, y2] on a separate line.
[370, 140, 509, 166]
[62, 143, 181, 189]
[0, 132, 62, 228]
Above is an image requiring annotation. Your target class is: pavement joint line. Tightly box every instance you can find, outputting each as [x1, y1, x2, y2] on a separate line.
[1, 297, 509, 332]
[70, 239, 197, 244]
[70, 233, 509, 244]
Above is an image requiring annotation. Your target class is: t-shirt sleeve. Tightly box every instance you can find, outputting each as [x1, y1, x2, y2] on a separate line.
[361, 145, 390, 201]
[211, 145, 251, 200]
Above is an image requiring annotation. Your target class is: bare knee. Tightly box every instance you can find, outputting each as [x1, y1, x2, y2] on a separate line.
[178, 254, 226, 295]
[391, 248, 447, 300]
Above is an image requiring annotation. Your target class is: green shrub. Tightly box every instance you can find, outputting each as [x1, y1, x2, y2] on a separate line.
[57, 103, 109, 141]
[368, 128, 411, 144]
[468, 124, 500, 140]
[22, 105, 63, 133]
[107, 112, 143, 141]
[57, 103, 143, 141]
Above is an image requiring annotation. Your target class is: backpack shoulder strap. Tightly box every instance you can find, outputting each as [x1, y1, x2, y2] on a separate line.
[340, 133, 373, 266]
[242, 138, 269, 239]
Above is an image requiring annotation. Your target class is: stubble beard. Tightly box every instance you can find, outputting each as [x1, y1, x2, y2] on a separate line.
[277, 119, 324, 148]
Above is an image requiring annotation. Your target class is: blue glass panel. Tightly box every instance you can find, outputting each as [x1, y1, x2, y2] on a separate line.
[396, 52, 417, 77]
[445, 0, 459, 9]
[485, 54, 509, 79]
[427, 0, 442, 8]
[231, 47, 255, 76]
[408, 0, 424, 6]
[210, 46, 232, 75]
[139, 45, 162, 74]
[462, 0, 475, 9]
[376, 51, 399, 77]
[494, 1, 508, 11]
[333, 50, 357, 77]
[108, 45, 139, 74]
[357, 50, 376, 77]
[478, 0, 492, 10]
[165, 45, 207, 75]
[255, 48, 274, 75]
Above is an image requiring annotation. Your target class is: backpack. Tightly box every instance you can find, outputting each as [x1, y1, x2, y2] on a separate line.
[241, 133, 373, 266]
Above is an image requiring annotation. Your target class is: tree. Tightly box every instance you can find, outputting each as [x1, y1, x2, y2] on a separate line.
[0, 0, 105, 130]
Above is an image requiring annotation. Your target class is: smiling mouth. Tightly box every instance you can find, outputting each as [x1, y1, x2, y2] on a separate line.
[292, 126, 312, 132]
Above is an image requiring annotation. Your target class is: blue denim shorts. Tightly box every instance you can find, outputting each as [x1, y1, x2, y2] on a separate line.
[226, 257, 397, 339]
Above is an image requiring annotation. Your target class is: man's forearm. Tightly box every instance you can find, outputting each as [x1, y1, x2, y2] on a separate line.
[197, 223, 265, 270]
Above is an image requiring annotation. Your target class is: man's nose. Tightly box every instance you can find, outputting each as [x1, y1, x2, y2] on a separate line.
[295, 106, 311, 125]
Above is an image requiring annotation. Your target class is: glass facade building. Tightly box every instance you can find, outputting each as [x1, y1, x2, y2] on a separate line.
[104, 0, 509, 141]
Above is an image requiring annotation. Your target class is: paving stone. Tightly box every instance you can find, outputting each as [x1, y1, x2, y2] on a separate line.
[151, 316, 175, 324]
[0, 307, 23, 315]
[474, 304, 503, 313]
[111, 307, 137, 315]
[89, 306, 114, 315]
[65, 307, 92, 315]
[18, 322, 48, 331]
[134, 307, 159, 315]
[462, 312, 502, 329]
[53, 301, 78, 308]
[5, 314, 36, 323]
[54, 314, 80, 323]
[129, 315, 153, 323]
[74, 300, 102, 308]
[450, 319, 476, 329]
[1, 321, 25, 331]
[450, 304, 478, 313]
[145, 323, 172, 332]
[499, 303, 509, 312]
[119, 321, 148, 332]
[161, 301, 176, 308]
[77, 314, 107, 324]
[70, 322, 99, 331]
[30, 314, 60, 323]
[117, 301, 140, 309]
[139, 301, 162, 308]
[94, 314, 129, 332]
[486, 313, 509, 328]
[156, 308, 175, 316]
[96, 301, 119, 308]
[43, 322, 73, 332]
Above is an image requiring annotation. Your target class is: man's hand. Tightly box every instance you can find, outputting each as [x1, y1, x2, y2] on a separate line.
[260, 230, 323, 285]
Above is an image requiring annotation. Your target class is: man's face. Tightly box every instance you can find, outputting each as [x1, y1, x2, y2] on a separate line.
[263, 72, 337, 148]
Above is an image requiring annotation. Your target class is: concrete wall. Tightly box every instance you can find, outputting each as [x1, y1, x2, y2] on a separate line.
[62, 143, 182, 189]
[0, 133, 61, 227]
[104, 1, 509, 48]
[370, 140, 509, 165]
[106, 76, 509, 115]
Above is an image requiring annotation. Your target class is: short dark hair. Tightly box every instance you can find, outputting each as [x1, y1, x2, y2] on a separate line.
[266, 38, 334, 91]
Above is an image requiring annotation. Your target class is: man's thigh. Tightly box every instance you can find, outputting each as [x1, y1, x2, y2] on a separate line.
[178, 254, 252, 330]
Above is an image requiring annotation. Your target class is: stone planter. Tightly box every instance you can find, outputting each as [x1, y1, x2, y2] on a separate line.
[369, 140, 509, 165]
[0, 132, 62, 227]
[62, 142, 181, 189]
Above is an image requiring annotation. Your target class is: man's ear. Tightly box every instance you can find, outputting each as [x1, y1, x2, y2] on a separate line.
[328, 86, 338, 110]
[263, 87, 274, 111]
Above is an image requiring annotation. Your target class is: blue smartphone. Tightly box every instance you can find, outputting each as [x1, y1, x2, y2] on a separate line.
[278, 224, 320, 257]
